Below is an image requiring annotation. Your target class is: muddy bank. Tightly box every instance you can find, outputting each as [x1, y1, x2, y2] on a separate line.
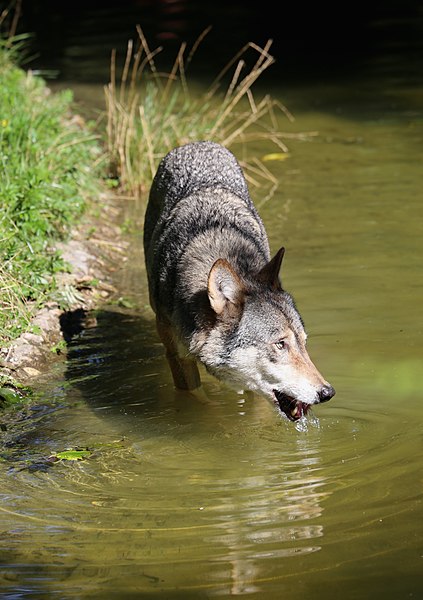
[0, 192, 129, 386]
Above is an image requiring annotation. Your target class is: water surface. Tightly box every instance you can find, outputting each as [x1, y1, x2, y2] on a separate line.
[1, 43, 422, 600]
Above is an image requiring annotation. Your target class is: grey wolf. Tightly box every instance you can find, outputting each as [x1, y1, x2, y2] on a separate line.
[143, 141, 335, 421]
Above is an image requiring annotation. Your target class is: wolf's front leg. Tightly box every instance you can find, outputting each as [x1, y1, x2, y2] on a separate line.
[156, 316, 201, 390]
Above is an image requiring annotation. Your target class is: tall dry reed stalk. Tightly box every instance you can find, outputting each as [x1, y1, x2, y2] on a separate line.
[105, 27, 303, 198]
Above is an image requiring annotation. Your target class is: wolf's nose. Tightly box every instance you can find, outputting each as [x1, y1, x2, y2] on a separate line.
[318, 384, 335, 403]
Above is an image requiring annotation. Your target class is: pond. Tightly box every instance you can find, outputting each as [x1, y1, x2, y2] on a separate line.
[1, 11, 423, 599]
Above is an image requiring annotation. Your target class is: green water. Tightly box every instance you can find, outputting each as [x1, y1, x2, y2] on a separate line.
[1, 70, 422, 599]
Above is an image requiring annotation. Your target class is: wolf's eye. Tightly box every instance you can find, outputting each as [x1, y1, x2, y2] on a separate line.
[275, 340, 287, 350]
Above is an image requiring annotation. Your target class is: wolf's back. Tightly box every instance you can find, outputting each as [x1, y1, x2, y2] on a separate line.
[150, 140, 251, 208]
[144, 141, 256, 249]
[143, 140, 271, 318]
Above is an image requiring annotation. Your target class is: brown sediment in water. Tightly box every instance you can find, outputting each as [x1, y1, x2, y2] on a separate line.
[0, 192, 129, 385]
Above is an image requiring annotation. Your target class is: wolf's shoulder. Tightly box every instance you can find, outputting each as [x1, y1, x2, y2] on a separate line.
[150, 141, 251, 207]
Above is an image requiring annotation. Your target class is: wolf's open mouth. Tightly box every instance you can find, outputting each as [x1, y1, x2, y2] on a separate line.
[273, 390, 310, 422]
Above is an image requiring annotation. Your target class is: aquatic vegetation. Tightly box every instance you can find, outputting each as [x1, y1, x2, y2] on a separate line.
[0, 385, 22, 406]
[52, 449, 93, 461]
[105, 26, 297, 197]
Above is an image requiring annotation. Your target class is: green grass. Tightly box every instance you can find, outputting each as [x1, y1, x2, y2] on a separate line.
[0, 45, 103, 343]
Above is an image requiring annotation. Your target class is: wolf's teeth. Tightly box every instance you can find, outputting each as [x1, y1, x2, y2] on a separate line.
[291, 406, 299, 417]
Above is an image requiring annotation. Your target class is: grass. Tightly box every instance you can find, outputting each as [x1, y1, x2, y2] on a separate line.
[105, 26, 299, 198]
[0, 41, 103, 343]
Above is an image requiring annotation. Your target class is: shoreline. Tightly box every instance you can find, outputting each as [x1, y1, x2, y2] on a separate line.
[0, 191, 129, 389]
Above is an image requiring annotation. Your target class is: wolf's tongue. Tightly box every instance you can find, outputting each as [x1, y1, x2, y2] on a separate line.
[273, 390, 309, 422]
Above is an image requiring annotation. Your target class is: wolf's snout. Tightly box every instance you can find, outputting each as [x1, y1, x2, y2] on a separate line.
[318, 384, 335, 403]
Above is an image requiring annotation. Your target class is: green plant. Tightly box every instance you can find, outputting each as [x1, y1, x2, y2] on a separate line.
[0, 46, 104, 343]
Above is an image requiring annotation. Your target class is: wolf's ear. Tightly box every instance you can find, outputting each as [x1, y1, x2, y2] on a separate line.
[257, 246, 285, 290]
[208, 259, 245, 315]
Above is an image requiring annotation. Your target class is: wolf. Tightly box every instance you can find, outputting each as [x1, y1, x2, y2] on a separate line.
[143, 141, 335, 421]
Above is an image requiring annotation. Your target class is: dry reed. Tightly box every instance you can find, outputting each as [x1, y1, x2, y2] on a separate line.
[105, 27, 304, 198]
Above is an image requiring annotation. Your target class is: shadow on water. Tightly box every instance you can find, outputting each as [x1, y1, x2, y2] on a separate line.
[61, 309, 160, 397]
[60, 308, 174, 422]
[18, 0, 423, 88]
[59, 308, 223, 424]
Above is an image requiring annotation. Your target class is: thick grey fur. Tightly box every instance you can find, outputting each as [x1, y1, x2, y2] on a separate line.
[144, 141, 271, 325]
[143, 140, 334, 410]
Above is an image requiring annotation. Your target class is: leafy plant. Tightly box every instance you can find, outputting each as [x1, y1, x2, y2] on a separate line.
[53, 449, 92, 461]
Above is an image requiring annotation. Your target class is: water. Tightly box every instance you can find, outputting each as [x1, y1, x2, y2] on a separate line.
[2, 8, 423, 599]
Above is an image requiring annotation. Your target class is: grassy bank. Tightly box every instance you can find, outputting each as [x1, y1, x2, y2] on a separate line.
[0, 44, 103, 344]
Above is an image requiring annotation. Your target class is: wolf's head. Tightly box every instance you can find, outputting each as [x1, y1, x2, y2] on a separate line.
[201, 247, 335, 421]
